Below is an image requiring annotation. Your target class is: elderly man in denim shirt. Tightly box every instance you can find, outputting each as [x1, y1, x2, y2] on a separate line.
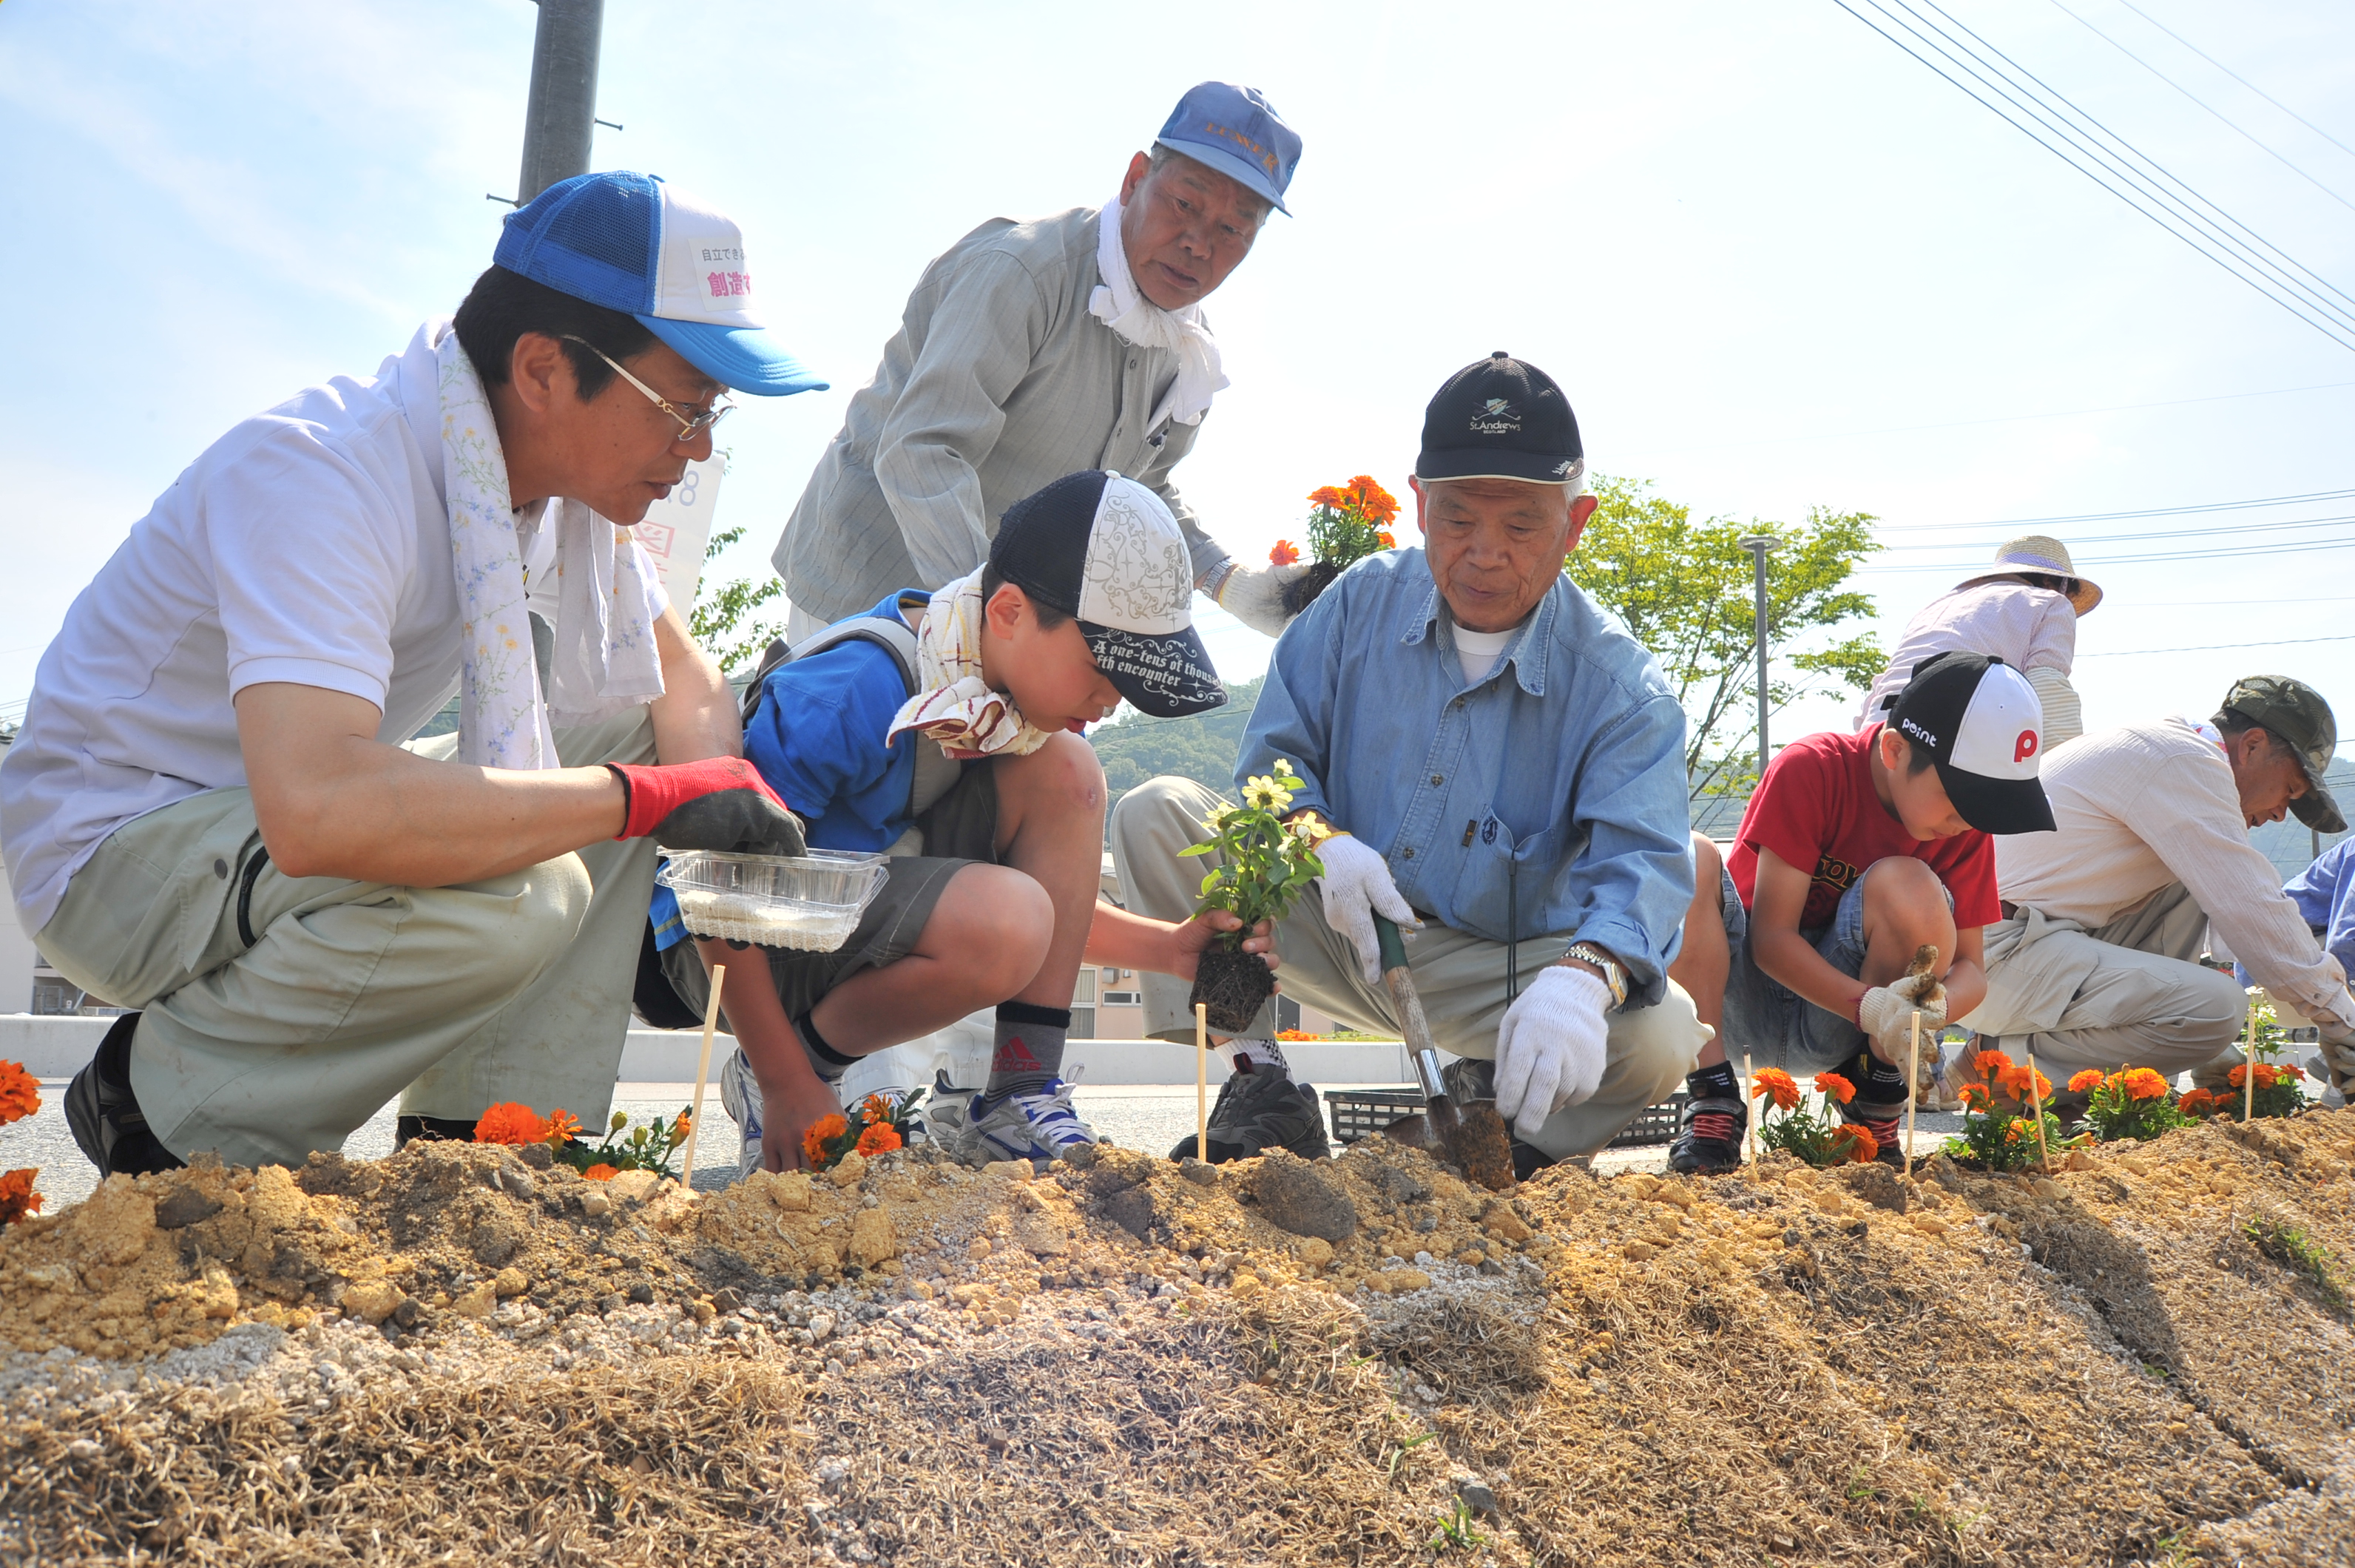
[1112, 354, 1713, 1172]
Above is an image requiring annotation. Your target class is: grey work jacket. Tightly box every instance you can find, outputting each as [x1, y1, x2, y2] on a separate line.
[774, 206, 1231, 624]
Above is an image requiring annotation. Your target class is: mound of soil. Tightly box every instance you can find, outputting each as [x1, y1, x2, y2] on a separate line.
[4, 1114, 2354, 1564]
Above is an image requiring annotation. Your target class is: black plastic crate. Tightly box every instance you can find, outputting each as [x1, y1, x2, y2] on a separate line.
[1324, 1087, 1425, 1146]
[1606, 1092, 1689, 1149]
[1326, 1087, 1688, 1149]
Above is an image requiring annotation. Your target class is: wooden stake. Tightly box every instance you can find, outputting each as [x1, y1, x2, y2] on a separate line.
[1743, 1052, 1757, 1167]
[2024, 1043, 2052, 1175]
[1905, 1010, 1922, 1180]
[680, 963, 727, 1188]
[2245, 995, 2260, 1123]
[1195, 1001, 1210, 1160]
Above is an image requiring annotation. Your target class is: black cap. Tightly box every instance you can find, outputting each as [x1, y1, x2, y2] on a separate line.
[1887, 652, 2057, 836]
[989, 470, 1226, 720]
[1414, 351, 1585, 485]
[2222, 675, 2343, 833]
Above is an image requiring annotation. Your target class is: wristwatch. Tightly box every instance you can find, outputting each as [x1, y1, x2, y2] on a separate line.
[1561, 942, 1629, 1010]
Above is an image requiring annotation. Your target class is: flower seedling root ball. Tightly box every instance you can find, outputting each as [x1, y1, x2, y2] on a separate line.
[1192, 946, 1278, 1035]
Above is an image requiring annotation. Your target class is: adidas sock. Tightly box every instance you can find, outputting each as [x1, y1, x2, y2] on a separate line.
[983, 1001, 1070, 1101]
[1216, 1037, 1290, 1077]
[794, 1010, 856, 1085]
[1687, 1061, 1740, 1101]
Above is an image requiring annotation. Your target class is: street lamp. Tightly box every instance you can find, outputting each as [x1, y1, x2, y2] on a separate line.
[1739, 535, 1779, 776]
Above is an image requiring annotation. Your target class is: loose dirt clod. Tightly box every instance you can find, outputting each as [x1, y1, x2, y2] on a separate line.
[3, 1114, 2354, 1564]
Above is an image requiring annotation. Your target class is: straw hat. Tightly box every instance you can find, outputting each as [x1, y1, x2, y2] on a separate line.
[1958, 534, 2103, 615]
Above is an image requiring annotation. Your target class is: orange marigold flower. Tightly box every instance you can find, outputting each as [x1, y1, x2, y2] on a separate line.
[2067, 1069, 2105, 1095]
[1268, 539, 1301, 567]
[543, 1109, 583, 1145]
[1975, 1049, 2015, 1078]
[1998, 1064, 2052, 1102]
[2005, 1121, 2028, 1143]
[1814, 1071, 1857, 1105]
[2179, 1089, 2217, 1115]
[0, 1169, 42, 1226]
[672, 1111, 694, 1141]
[856, 1123, 902, 1158]
[1308, 485, 1345, 508]
[2280, 1063, 2305, 1081]
[1833, 1124, 1879, 1163]
[2121, 1068, 2170, 1101]
[2227, 1064, 2248, 1089]
[473, 1102, 547, 1145]
[858, 1093, 893, 1123]
[581, 1163, 619, 1181]
[1956, 1082, 1988, 1109]
[802, 1112, 850, 1168]
[1750, 1067, 1800, 1111]
[2253, 1064, 2280, 1088]
[0, 1061, 38, 1126]
[1376, 531, 1396, 549]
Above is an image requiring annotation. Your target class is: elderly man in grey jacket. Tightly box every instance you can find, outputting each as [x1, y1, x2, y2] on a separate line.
[773, 81, 1308, 639]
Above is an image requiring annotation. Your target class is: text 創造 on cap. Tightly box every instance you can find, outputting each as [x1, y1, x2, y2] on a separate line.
[2223, 674, 2344, 834]
[1888, 651, 2057, 837]
[1155, 82, 1302, 215]
[990, 471, 1226, 720]
[495, 171, 827, 398]
[1416, 351, 1586, 487]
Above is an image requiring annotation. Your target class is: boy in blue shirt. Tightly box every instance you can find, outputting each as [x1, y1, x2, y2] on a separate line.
[650, 470, 1272, 1170]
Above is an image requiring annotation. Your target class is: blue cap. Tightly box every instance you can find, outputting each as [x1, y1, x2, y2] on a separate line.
[495, 172, 827, 397]
[1154, 83, 1302, 216]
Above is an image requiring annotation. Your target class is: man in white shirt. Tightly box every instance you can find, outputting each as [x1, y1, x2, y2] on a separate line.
[1, 172, 818, 1176]
[1966, 676, 2355, 1087]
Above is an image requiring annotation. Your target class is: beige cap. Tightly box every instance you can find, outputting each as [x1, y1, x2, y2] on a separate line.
[1958, 534, 2102, 615]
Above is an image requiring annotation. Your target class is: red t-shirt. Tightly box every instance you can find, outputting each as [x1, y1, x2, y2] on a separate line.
[1725, 726, 2001, 931]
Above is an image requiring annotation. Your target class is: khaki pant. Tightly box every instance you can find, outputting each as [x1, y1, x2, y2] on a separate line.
[1964, 883, 2246, 1078]
[36, 710, 660, 1167]
[1109, 777, 1711, 1160]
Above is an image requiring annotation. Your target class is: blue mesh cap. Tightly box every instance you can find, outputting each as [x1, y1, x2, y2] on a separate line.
[1155, 82, 1302, 215]
[494, 172, 825, 397]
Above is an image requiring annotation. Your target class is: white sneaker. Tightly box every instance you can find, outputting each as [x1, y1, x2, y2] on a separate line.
[950, 1076, 1096, 1165]
[717, 1048, 766, 1178]
[927, 1070, 978, 1147]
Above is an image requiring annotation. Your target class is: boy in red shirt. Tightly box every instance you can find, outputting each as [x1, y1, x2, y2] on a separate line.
[1667, 652, 2055, 1172]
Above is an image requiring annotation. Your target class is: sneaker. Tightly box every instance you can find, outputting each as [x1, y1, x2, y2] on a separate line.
[64, 1012, 183, 1178]
[1666, 1092, 1748, 1175]
[717, 1048, 767, 1177]
[1168, 1064, 1331, 1163]
[952, 1078, 1096, 1165]
[1839, 1100, 1906, 1166]
[926, 1070, 978, 1146]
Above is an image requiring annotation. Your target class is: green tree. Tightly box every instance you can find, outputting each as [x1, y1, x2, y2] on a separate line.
[1565, 477, 1881, 800]
[689, 524, 787, 674]
[1091, 676, 1266, 820]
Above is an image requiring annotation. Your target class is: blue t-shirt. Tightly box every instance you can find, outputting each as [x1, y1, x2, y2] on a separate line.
[2237, 836, 2355, 988]
[649, 591, 936, 950]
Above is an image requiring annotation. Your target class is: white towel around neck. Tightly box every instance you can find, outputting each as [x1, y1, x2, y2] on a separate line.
[436, 326, 666, 770]
[1088, 195, 1229, 431]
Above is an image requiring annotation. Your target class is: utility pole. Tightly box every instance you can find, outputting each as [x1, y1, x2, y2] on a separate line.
[1739, 535, 1778, 777]
[516, 0, 607, 203]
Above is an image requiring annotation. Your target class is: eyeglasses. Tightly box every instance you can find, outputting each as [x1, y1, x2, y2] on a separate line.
[560, 335, 734, 442]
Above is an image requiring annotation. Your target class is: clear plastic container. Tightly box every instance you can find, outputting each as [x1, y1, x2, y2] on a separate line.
[655, 848, 888, 952]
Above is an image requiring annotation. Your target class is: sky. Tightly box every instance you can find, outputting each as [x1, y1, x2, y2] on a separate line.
[4, 0, 2353, 748]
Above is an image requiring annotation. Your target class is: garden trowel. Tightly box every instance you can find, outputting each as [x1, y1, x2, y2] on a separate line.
[1373, 914, 1517, 1192]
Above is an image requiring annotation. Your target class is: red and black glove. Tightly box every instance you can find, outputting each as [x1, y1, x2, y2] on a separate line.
[607, 758, 806, 857]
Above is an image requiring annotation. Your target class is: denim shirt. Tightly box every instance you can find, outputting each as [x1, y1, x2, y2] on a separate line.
[1240, 550, 1695, 1006]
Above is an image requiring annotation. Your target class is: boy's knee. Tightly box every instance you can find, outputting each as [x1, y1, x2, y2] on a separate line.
[931, 865, 1054, 991]
[1690, 832, 1723, 886]
[1010, 731, 1106, 819]
[1861, 857, 1950, 927]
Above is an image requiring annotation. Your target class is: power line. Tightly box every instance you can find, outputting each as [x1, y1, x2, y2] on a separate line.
[2047, 0, 2355, 213]
[1876, 487, 2355, 530]
[1900, 0, 2355, 321]
[1873, 510, 2355, 550]
[2078, 631, 2355, 658]
[1855, 532, 2355, 571]
[1834, 0, 2355, 351]
[2113, 0, 2355, 164]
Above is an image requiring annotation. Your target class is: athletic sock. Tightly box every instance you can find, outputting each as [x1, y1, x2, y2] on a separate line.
[794, 1010, 857, 1085]
[982, 1001, 1071, 1102]
[1216, 1037, 1290, 1077]
[1686, 1061, 1740, 1101]
[1860, 1053, 1908, 1106]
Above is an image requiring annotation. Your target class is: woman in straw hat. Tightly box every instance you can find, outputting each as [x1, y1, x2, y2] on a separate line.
[1856, 535, 2101, 747]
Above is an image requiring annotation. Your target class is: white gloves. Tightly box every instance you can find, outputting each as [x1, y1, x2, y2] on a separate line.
[1316, 832, 1419, 984]
[1856, 969, 1947, 1065]
[1493, 966, 1615, 1141]
[1214, 560, 1313, 638]
[2316, 1016, 2355, 1095]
